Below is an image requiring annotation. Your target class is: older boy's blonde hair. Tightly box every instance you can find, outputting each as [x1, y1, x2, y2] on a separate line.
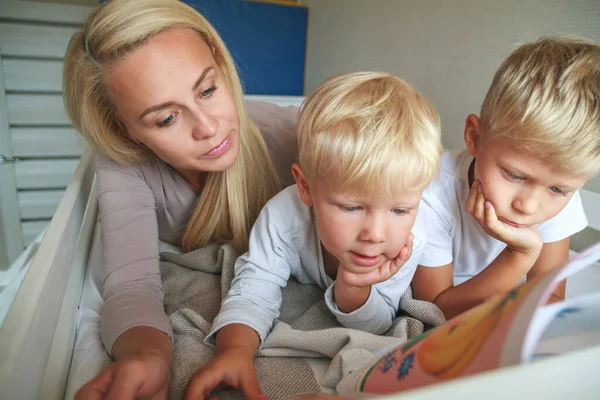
[298, 72, 442, 194]
[63, 0, 280, 252]
[480, 36, 600, 177]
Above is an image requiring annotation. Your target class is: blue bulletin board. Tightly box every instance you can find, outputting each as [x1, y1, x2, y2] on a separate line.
[185, 0, 308, 95]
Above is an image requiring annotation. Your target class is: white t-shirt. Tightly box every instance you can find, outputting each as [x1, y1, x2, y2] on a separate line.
[206, 185, 428, 346]
[420, 150, 588, 285]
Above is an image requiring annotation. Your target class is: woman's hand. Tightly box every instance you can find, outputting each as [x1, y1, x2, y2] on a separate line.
[75, 350, 170, 400]
[184, 346, 265, 400]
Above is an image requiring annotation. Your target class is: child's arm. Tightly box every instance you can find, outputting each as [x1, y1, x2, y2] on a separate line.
[326, 235, 414, 334]
[414, 181, 542, 318]
[527, 238, 570, 303]
[413, 245, 539, 319]
[187, 200, 295, 399]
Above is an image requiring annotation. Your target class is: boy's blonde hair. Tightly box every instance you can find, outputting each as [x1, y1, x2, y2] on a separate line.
[480, 36, 600, 177]
[297, 72, 442, 194]
[63, 0, 281, 252]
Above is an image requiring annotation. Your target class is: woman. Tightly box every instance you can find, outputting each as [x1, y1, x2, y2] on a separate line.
[63, 0, 297, 398]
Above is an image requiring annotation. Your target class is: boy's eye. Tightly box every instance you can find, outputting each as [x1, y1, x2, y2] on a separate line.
[392, 208, 408, 216]
[157, 114, 175, 127]
[549, 186, 564, 195]
[506, 171, 524, 181]
[341, 205, 360, 212]
[201, 86, 217, 98]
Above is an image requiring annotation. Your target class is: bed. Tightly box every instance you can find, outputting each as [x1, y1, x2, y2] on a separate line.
[0, 92, 599, 399]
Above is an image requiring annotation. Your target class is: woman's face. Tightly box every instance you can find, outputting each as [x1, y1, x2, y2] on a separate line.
[105, 28, 240, 179]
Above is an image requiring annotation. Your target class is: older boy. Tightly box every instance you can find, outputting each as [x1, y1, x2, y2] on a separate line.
[412, 36, 600, 319]
[187, 71, 443, 399]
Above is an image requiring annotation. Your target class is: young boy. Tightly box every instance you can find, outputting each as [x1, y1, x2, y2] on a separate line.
[412, 36, 600, 319]
[186, 72, 442, 399]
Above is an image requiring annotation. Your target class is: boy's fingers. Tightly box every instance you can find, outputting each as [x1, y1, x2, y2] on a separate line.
[240, 370, 265, 400]
[484, 201, 498, 228]
[473, 183, 486, 222]
[465, 181, 477, 213]
[185, 370, 220, 400]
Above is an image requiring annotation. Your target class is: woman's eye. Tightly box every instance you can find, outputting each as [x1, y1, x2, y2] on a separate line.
[392, 208, 408, 216]
[550, 186, 565, 195]
[201, 86, 217, 98]
[157, 114, 175, 127]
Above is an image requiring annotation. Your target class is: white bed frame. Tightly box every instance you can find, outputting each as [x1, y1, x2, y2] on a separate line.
[0, 95, 599, 399]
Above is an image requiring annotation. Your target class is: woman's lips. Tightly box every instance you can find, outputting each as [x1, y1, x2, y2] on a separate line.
[202, 135, 231, 159]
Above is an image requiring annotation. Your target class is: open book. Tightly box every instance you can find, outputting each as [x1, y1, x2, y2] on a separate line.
[337, 242, 600, 398]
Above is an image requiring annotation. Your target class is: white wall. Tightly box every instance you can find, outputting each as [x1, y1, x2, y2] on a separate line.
[303, 0, 600, 150]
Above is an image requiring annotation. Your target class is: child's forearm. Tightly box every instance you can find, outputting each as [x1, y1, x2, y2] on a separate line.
[435, 247, 539, 319]
[334, 281, 371, 313]
[215, 323, 260, 358]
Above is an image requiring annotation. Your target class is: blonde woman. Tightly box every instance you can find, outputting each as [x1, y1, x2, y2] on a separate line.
[63, 0, 297, 398]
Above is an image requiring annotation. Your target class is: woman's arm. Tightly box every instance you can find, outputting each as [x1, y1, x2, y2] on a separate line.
[77, 154, 176, 399]
[95, 154, 173, 355]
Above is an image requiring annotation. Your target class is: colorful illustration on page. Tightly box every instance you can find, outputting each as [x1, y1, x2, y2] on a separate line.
[359, 282, 532, 394]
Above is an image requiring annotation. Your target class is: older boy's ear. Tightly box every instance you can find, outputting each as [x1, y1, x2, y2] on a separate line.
[292, 163, 313, 206]
[464, 114, 482, 157]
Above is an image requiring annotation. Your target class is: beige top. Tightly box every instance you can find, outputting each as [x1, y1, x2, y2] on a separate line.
[96, 100, 299, 354]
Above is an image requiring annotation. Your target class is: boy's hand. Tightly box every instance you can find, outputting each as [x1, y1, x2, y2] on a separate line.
[184, 346, 265, 400]
[338, 234, 414, 288]
[466, 180, 542, 255]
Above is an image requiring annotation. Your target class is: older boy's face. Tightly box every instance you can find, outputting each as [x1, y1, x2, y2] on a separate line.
[307, 178, 422, 273]
[471, 137, 587, 228]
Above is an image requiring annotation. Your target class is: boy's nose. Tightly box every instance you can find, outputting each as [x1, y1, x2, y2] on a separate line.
[512, 190, 539, 215]
[361, 216, 386, 243]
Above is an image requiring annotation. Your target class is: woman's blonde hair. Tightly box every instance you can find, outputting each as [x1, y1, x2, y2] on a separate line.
[297, 72, 442, 195]
[480, 36, 600, 177]
[63, 0, 281, 252]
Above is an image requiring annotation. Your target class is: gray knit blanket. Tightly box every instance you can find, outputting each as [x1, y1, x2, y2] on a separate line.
[159, 243, 445, 399]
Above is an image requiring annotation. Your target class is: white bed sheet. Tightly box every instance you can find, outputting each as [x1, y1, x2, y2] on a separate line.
[63, 226, 600, 398]
[64, 224, 109, 399]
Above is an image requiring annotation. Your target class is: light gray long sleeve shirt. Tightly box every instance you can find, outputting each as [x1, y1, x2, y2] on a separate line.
[205, 185, 428, 346]
[97, 101, 299, 354]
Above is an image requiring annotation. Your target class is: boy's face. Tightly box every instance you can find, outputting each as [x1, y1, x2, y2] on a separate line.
[464, 115, 587, 227]
[293, 164, 422, 273]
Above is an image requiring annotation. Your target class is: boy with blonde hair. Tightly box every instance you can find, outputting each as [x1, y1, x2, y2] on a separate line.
[413, 36, 600, 319]
[185, 72, 442, 399]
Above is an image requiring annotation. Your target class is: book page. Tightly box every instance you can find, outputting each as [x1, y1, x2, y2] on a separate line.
[531, 292, 600, 359]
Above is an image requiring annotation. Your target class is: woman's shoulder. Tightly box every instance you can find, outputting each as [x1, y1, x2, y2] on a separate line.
[93, 151, 182, 187]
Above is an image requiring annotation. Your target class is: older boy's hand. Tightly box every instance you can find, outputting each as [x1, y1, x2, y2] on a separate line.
[466, 180, 542, 255]
[338, 234, 414, 288]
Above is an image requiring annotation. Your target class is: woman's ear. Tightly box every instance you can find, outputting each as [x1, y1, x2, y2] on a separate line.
[464, 114, 482, 157]
[292, 163, 313, 207]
